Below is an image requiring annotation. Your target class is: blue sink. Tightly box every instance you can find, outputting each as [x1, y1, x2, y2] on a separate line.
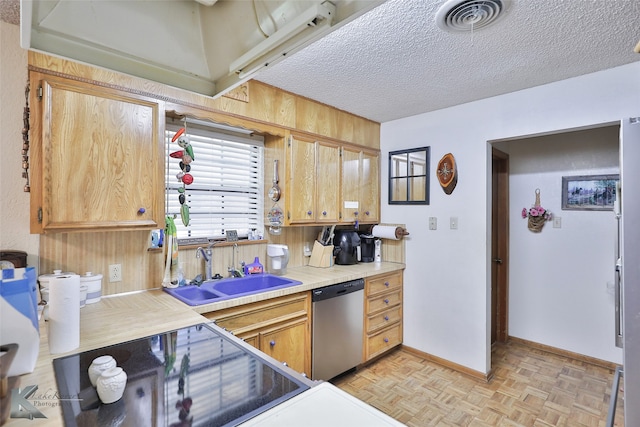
[164, 285, 224, 306]
[211, 274, 302, 297]
[164, 274, 302, 306]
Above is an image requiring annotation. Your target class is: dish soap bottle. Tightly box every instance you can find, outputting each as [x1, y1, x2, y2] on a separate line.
[244, 257, 264, 275]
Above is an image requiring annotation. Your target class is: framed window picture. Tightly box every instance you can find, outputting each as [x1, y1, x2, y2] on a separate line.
[388, 147, 430, 204]
[561, 174, 619, 211]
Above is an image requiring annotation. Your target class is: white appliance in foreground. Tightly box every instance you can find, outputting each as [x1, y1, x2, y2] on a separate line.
[610, 116, 640, 426]
[240, 383, 405, 426]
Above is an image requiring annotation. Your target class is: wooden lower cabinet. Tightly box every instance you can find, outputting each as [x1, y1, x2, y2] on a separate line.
[364, 271, 403, 361]
[204, 292, 311, 376]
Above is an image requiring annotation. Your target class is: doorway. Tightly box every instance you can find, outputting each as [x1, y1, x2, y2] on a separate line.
[491, 148, 509, 346]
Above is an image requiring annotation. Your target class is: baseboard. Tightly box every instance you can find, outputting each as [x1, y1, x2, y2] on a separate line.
[507, 336, 620, 370]
[401, 345, 493, 382]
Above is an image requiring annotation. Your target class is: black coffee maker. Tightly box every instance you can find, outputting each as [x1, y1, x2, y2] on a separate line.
[333, 229, 360, 265]
[359, 234, 375, 263]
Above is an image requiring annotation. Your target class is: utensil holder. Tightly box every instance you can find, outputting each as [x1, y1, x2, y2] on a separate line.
[308, 241, 334, 268]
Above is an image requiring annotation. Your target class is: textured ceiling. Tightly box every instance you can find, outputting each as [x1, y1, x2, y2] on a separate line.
[256, 0, 640, 123]
[0, 0, 19, 25]
[6, 0, 639, 124]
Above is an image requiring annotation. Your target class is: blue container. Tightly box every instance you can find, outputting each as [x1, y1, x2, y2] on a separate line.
[0, 266, 39, 332]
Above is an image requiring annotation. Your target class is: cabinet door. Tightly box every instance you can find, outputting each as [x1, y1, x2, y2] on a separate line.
[287, 135, 316, 223]
[341, 147, 380, 224]
[315, 141, 340, 223]
[32, 76, 164, 232]
[260, 318, 310, 375]
[360, 150, 380, 223]
[341, 146, 361, 223]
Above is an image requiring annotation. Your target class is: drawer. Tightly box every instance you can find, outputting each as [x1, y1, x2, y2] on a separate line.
[365, 323, 402, 360]
[366, 289, 402, 314]
[366, 271, 402, 296]
[207, 293, 309, 334]
[366, 306, 402, 334]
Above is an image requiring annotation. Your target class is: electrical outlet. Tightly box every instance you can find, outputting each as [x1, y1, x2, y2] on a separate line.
[429, 217, 437, 230]
[109, 264, 122, 282]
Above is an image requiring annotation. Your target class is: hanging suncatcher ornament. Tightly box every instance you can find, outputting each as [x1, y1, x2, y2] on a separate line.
[171, 125, 195, 226]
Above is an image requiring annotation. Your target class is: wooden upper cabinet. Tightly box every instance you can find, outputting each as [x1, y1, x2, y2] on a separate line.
[286, 134, 340, 224]
[341, 147, 380, 224]
[287, 134, 316, 224]
[30, 73, 165, 233]
[315, 141, 340, 223]
[361, 150, 380, 223]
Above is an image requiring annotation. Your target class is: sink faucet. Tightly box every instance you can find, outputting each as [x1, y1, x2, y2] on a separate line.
[227, 243, 244, 278]
[196, 241, 218, 281]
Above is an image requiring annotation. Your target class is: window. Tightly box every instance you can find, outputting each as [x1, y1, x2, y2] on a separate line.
[165, 118, 264, 241]
[388, 146, 430, 204]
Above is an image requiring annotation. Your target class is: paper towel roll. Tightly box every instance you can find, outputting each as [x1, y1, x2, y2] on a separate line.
[371, 225, 409, 240]
[48, 274, 80, 354]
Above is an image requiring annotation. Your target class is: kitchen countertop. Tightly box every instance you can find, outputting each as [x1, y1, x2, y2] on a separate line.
[189, 262, 405, 314]
[4, 262, 404, 426]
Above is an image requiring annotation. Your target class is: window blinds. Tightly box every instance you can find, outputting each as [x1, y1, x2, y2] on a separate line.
[166, 121, 264, 241]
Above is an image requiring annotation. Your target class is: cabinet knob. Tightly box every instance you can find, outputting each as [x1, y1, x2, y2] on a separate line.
[307, 210, 312, 216]
[384, 316, 389, 321]
[383, 337, 389, 343]
[354, 211, 359, 216]
[270, 340, 276, 347]
[384, 299, 389, 304]
[282, 361, 288, 367]
[322, 211, 327, 216]
[138, 208, 146, 214]
[384, 281, 389, 287]
[365, 211, 370, 216]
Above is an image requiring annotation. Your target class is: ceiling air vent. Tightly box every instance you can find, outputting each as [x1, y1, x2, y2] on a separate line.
[435, 0, 511, 33]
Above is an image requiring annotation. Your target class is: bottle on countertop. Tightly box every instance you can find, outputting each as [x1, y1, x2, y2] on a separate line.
[244, 257, 264, 275]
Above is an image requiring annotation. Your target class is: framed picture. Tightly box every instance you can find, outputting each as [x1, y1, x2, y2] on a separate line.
[561, 174, 619, 210]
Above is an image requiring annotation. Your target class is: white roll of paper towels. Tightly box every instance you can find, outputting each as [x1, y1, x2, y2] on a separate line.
[371, 225, 409, 240]
[48, 274, 81, 354]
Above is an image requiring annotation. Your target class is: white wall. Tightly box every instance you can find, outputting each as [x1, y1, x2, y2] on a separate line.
[381, 62, 640, 374]
[0, 22, 38, 265]
[505, 127, 621, 363]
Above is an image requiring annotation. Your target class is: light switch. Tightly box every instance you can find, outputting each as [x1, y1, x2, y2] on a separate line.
[429, 217, 437, 230]
[450, 217, 458, 230]
[553, 217, 562, 228]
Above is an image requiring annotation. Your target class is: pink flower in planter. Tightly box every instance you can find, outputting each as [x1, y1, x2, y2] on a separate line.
[521, 208, 527, 218]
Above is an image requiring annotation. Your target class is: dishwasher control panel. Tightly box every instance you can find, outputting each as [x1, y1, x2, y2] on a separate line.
[311, 278, 365, 302]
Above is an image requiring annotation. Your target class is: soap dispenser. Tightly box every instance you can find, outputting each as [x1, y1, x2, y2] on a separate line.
[244, 257, 264, 275]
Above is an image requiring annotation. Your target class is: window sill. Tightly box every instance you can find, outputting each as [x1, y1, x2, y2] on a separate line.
[147, 239, 268, 252]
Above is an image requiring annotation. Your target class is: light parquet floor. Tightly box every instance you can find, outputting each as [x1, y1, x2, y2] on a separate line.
[332, 341, 624, 427]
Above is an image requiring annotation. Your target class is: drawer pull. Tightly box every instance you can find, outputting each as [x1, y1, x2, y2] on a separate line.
[384, 281, 390, 287]
[384, 316, 389, 321]
[270, 340, 276, 347]
[384, 299, 389, 304]
[383, 337, 389, 343]
[138, 207, 146, 214]
[307, 210, 312, 216]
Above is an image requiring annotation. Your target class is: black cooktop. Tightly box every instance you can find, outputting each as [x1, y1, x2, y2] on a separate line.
[52, 323, 309, 426]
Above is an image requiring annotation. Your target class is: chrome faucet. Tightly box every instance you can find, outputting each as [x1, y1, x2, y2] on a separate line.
[227, 243, 244, 278]
[196, 241, 218, 281]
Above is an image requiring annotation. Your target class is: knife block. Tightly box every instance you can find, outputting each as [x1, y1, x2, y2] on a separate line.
[308, 241, 334, 268]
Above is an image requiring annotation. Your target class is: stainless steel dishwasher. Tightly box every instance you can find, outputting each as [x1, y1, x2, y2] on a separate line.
[311, 278, 365, 381]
